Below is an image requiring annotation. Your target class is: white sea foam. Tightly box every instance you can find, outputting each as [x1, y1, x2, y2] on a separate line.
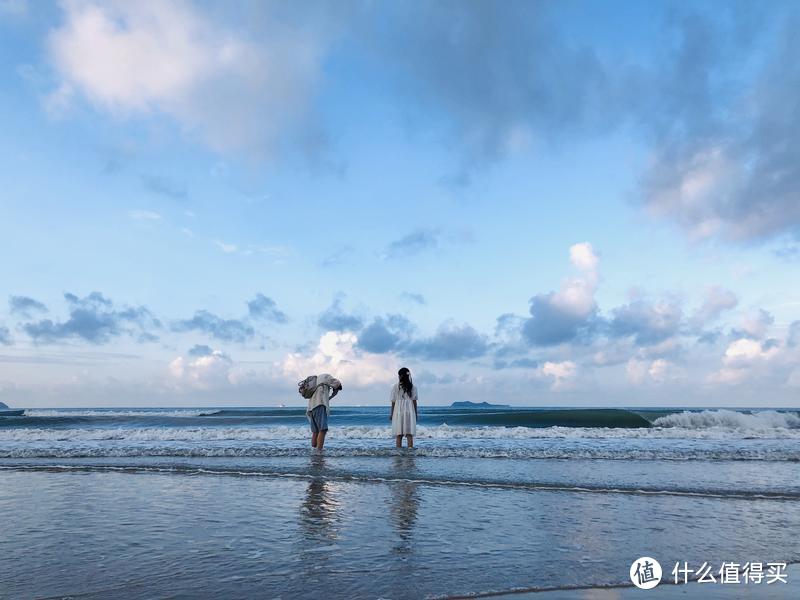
[2, 422, 800, 444]
[1, 443, 798, 461]
[653, 409, 800, 431]
[25, 409, 208, 418]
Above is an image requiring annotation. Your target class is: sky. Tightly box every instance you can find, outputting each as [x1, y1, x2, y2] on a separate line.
[1, 0, 799, 408]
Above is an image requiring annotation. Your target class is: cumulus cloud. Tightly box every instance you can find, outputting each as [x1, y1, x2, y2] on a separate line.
[317, 295, 364, 332]
[569, 242, 599, 271]
[0, 326, 11, 345]
[626, 358, 680, 385]
[708, 337, 782, 385]
[187, 344, 213, 357]
[522, 242, 599, 346]
[356, 315, 413, 354]
[640, 12, 800, 243]
[170, 347, 234, 389]
[47, 0, 332, 157]
[282, 331, 397, 387]
[541, 360, 576, 391]
[173, 310, 254, 343]
[23, 292, 160, 344]
[316, 300, 486, 361]
[405, 322, 488, 361]
[9, 295, 48, 317]
[690, 285, 738, 329]
[247, 293, 288, 323]
[39, 2, 800, 245]
[609, 297, 683, 346]
[732, 309, 774, 340]
[722, 338, 781, 366]
[362, 2, 634, 171]
[366, 4, 800, 242]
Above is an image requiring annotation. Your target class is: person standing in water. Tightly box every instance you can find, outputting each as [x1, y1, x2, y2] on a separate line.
[302, 373, 342, 451]
[390, 367, 418, 448]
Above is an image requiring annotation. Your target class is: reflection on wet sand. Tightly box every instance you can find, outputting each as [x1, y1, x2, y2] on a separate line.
[389, 452, 420, 554]
[289, 454, 345, 589]
[300, 454, 340, 546]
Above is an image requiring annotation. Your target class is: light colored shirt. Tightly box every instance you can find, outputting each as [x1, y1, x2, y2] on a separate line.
[307, 373, 342, 415]
[390, 383, 417, 436]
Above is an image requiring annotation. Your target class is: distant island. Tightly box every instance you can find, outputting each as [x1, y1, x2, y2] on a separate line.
[450, 401, 510, 408]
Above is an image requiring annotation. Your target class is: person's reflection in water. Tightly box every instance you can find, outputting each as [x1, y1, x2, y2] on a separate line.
[300, 453, 340, 546]
[294, 453, 342, 593]
[389, 453, 420, 556]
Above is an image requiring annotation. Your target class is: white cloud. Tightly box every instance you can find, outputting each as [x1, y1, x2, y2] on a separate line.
[735, 309, 774, 340]
[281, 331, 398, 388]
[643, 145, 736, 240]
[690, 285, 737, 328]
[722, 338, 780, 365]
[552, 243, 600, 318]
[569, 242, 599, 272]
[47, 0, 327, 156]
[708, 338, 782, 385]
[625, 359, 648, 385]
[169, 349, 233, 389]
[541, 360, 576, 390]
[626, 354, 682, 385]
[647, 358, 675, 383]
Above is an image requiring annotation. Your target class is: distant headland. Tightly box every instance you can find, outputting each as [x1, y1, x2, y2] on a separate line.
[450, 401, 510, 408]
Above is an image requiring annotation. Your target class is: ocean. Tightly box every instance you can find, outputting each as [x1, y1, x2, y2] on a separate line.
[1, 405, 799, 598]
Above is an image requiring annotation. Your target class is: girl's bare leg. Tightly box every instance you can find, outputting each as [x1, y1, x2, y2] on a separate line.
[311, 432, 318, 448]
[316, 430, 327, 451]
[406, 434, 413, 448]
[396, 435, 403, 448]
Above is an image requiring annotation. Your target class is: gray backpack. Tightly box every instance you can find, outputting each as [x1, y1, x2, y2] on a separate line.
[298, 375, 318, 399]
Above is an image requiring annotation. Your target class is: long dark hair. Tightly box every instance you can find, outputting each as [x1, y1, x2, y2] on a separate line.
[398, 367, 413, 397]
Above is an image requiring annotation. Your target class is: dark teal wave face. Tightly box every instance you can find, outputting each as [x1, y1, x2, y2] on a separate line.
[418, 408, 653, 428]
[199, 407, 653, 428]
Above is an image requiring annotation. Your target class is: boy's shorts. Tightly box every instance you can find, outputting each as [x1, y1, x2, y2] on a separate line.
[308, 405, 328, 433]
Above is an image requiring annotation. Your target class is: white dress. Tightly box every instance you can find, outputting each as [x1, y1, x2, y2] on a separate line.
[391, 383, 417, 436]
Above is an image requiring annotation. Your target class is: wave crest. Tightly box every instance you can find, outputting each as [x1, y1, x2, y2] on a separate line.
[653, 409, 800, 431]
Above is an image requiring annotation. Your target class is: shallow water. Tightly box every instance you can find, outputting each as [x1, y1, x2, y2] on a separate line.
[1, 406, 798, 597]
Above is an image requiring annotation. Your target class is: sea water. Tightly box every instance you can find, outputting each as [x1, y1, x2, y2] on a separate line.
[1, 406, 798, 598]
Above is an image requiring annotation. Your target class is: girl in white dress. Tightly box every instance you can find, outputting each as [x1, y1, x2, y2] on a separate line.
[390, 367, 418, 448]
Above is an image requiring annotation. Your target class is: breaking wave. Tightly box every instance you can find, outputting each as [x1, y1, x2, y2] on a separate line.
[2, 421, 799, 444]
[653, 409, 800, 431]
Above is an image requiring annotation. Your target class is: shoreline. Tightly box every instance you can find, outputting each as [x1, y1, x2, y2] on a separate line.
[446, 563, 800, 599]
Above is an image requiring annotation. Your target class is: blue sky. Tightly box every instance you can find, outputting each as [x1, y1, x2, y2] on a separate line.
[1, 0, 799, 407]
